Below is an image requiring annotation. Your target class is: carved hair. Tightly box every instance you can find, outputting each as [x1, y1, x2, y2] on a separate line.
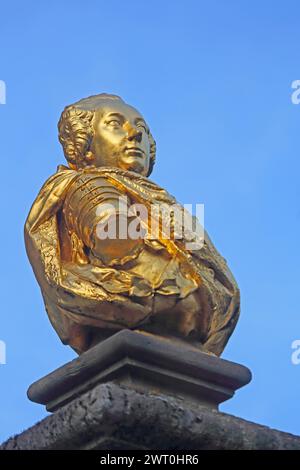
[58, 93, 156, 176]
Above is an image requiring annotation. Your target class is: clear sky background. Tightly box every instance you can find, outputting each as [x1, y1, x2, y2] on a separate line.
[0, 0, 300, 443]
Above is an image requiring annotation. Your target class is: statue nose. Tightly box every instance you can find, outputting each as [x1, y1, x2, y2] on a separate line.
[125, 122, 143, 142]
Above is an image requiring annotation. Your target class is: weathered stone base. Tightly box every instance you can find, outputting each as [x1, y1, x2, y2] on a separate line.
[2, 330, 299, 450]
[26, 329, 251, 412]
[2, 382, 300, 450]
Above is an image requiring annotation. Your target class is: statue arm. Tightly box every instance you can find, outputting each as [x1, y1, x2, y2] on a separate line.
[64, 175, 143, 266]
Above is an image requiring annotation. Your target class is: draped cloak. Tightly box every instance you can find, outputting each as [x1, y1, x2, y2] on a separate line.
[25, 165, 240, 355]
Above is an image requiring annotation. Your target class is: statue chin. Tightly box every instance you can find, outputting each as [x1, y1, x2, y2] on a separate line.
[118, 155, 147, 174]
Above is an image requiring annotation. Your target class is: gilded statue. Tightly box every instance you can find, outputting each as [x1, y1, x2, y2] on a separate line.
[25, 94, 240, 355]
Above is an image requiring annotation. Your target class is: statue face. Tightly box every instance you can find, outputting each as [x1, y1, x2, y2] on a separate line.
[90, 101, 151, 176]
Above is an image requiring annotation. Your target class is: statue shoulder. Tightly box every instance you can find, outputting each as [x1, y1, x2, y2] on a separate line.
[25, 167, 78, 234]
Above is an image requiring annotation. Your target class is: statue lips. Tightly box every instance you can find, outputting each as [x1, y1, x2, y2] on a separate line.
[124, 146, 145, 157]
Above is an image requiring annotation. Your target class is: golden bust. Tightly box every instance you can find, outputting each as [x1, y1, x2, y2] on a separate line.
[25, 93, 240, 355]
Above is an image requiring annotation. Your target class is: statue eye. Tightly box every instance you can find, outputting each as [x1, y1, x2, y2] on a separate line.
[137, 122, 147, 132]
[107, 119, 121, 128]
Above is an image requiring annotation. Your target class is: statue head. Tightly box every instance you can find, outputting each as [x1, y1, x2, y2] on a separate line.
[58, 93, 156, 176]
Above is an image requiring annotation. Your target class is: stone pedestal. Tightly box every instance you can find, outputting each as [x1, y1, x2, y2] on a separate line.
[2, 334, 300, 449]
[27, 329, 251, 412]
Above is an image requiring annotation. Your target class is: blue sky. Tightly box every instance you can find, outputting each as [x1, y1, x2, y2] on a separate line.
[0, 0, 300, 442]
